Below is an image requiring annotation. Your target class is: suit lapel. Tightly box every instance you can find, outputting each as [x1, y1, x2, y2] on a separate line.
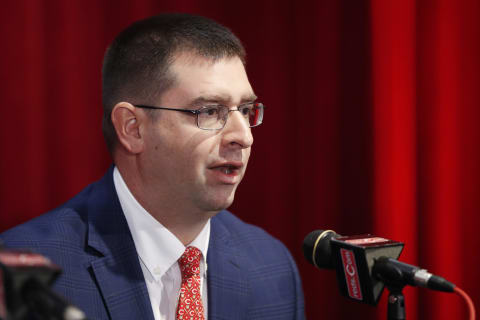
[207, 214, 249, 320]
[86, 167, 155, 320]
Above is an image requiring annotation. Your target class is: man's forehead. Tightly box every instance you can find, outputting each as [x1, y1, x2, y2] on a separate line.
[168, 52, 247, 79]
[162, 52, 255, 105]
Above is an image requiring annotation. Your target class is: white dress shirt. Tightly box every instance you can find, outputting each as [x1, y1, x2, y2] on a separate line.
[113, 167, 210, 320]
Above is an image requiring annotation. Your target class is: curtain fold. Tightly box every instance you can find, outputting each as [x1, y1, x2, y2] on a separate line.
[371, 1, 418, 318]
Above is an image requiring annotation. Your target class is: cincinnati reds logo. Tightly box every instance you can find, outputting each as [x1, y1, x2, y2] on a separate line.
[346, 263, 356, 277]
[340, 248, 363, 301]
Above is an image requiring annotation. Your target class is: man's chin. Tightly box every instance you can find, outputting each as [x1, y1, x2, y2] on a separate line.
[201, 193, 236, 213]
[209, 199, 234, 213]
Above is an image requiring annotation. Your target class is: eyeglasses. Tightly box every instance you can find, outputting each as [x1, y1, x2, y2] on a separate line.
[134, 102, 265, 130]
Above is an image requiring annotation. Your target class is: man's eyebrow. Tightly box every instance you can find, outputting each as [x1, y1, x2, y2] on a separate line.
[188, 93, 258, 107]
[187, 95, 228, 107]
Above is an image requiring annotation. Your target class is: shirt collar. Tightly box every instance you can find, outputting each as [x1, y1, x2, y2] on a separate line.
[113, 166, 210, 281]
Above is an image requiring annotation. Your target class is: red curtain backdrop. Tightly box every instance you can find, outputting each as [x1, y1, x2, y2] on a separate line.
[1, 1, 479, 319]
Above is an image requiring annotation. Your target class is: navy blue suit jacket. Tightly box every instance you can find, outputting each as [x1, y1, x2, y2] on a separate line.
[1, 167, 305, 319]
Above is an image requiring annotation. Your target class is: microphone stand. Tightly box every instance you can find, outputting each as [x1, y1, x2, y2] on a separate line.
[385, 282, 406, 320]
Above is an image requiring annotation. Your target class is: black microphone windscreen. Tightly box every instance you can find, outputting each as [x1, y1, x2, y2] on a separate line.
[302, 230, 337, 269]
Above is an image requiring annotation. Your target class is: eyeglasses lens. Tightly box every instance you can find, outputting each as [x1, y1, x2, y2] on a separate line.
[249, 104, 263, 127]
[198, 104, 263, 129]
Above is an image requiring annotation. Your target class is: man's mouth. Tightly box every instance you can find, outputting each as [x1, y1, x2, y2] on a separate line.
[209, 162, 243, 176]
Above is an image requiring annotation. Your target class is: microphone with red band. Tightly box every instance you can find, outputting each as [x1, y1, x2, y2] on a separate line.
[302, 230, 455, 305]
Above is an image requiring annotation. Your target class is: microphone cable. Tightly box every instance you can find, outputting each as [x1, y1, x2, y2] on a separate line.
[454, 286, 476, 320]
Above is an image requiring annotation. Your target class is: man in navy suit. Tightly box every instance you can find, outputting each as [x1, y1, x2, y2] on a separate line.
[1, 13, 305, 319]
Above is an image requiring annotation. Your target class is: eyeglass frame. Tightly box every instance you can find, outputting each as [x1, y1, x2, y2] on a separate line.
[134, 102, 265, 130]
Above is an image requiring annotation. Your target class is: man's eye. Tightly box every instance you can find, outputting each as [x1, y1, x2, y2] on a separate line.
[203, 106, 220, 116]
[240, 105, 253, 116]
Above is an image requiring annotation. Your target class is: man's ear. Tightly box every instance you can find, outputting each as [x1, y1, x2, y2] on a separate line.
[111, 102, 145, 154]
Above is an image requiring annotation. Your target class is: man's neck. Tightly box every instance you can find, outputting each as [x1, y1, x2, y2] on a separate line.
[115, 164, 214, 245]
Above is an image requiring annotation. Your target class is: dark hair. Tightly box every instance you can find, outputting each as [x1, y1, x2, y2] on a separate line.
[101, 13, 246, 153]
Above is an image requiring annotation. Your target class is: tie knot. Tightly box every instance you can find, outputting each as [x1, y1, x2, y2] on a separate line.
[178, 246, 202, 278]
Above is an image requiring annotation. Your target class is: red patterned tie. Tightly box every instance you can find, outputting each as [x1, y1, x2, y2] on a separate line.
[176, 246, 205, 320]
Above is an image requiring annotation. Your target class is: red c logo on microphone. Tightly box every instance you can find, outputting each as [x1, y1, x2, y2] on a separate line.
[340, 248, 363, 300]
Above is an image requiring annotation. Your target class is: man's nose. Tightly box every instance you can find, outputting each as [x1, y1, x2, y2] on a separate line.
[221, 110, 254, 148]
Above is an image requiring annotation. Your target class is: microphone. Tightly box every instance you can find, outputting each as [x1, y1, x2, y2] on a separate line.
[21, 278, 86, 320]
[303, 230, 455, 305]
[0, 249, 87, 320]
